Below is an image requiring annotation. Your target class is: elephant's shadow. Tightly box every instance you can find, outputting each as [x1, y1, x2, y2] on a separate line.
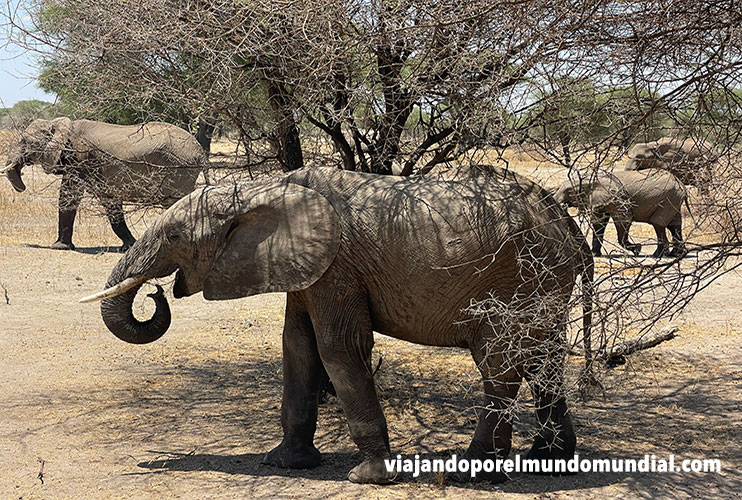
[136, 449, 355, 482]
[134, 447, 630, 492]
[23, 243, 127, 254]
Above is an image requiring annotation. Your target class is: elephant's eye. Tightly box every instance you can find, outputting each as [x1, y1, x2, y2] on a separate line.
[165, 230, 180, 242]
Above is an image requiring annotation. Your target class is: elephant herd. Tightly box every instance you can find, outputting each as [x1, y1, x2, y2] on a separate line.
[3, 120, 716, 484]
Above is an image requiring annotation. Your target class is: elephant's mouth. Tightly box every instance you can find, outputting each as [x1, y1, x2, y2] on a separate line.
[5, 164, 25, 192]
[173, 268, 193, 298]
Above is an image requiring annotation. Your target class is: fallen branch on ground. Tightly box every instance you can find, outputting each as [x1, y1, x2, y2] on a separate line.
[605, 325, 679, 367]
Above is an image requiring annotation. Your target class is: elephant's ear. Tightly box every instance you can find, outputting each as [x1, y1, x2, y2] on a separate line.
[203, 183, 341, 300]
[39, 117, 73, 173]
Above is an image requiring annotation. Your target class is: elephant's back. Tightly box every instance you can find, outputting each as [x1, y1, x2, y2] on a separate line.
[296, 168, 585, 346]
[612, 169, 686, 222]
[76, 120, 205, 164]
[73, 120, 203, 203]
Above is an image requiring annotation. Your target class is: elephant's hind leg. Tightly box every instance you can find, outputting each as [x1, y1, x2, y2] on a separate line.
[524, 329, 576, 471]
[667, 214, 686, 257]
[263, 294, 324, 470]
[450, 332, 524, 483]
[100, 198, 136, 251]
[651, 224, 670, 258]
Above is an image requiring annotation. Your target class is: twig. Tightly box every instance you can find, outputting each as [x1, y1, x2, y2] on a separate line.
[605, 325, 679, 367]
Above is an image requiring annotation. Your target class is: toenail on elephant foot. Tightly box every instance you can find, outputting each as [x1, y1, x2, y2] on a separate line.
[347, 458, 397, 484]
[262, 442, 321, 469]
[51, 240, 75, 250]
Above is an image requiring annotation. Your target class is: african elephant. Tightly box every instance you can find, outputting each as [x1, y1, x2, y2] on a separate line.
[2, 118, 208, 251]
[554, 169, 687, 258]
[80, 166, 593, 484]
[624, 137, 716, 188]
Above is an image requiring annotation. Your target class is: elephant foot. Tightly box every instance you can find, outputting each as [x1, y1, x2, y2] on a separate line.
[446, 440, 509, 484]
[591, 248, 602, 257]
[651, 247, 669, 258]
[524, 428, 577, 475]
[262, 441, 321, 469]
[347, 457, 397, 484]
[627, 243, 642, 256]
[51, 240, 75, 250]
[668, 246, 687, 258]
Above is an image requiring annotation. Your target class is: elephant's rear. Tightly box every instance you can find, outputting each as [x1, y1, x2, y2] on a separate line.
[614, 169, 687, 224]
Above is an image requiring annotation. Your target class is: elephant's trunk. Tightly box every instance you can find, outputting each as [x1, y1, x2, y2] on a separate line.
[5, 164, 26, 192]
[99, 254, 172, 344]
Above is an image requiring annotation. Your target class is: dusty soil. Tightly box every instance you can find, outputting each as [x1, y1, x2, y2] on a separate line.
[0, 161, 740, 499]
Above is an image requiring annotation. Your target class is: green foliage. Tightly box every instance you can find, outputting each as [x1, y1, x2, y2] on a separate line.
[0, 99, 58, 129]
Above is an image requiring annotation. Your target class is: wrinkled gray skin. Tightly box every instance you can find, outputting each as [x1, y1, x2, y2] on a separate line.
[624, 137, 716, 189]
[554, 169, 687, 258]
[4, 118, 207, 251]
[92, 166, 593, 484]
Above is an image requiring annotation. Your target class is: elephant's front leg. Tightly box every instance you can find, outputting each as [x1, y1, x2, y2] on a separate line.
[53, 171, 86, 250]
[614, 218, 641, 256]
[310, 287, 394, 484]
[590, 211, 611, 257]
[263, 294, 324, 469]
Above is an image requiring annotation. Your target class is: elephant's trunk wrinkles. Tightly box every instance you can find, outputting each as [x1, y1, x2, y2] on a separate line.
[100, 265, 171, 344]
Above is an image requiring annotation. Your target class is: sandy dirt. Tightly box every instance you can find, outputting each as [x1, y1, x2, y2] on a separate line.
[0, 160, 740, 499]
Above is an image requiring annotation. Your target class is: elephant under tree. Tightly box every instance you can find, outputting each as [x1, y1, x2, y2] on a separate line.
[554, 169, 688, 258]
[2, 118, 208, 251]
[624, 136, 717, 189]
[80, 166, 594, 484]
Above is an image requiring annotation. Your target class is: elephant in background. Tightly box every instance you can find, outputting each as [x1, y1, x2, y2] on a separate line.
[624, 137, 717, 189]
[81, 166, 594, 484]
[2, 118, 208, 251]
[554, 169, 687, 258]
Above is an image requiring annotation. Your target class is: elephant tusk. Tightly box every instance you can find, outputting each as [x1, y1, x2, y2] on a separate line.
[0, 163, 15, 174]
[79, 275, 149, 303]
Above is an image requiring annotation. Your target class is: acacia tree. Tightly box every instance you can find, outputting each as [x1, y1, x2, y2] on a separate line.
[4, 0, 742, 394]
[11, 0, 737, 176]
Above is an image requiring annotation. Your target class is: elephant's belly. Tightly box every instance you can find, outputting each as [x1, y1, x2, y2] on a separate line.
[372, 321, 473, 348]
[365, 275, 512, 348]
[98, 163, 199, 203]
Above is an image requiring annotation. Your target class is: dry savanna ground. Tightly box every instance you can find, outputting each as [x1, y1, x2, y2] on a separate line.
[0, 139, 740, 499]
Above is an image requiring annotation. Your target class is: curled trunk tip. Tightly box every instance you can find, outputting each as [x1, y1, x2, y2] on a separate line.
[100, 284, 171, 344]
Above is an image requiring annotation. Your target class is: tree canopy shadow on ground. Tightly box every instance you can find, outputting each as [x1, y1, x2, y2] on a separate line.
[4, 343, 738, 496]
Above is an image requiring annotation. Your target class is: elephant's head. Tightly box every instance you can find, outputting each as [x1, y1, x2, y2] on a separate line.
[624, 141, 666, 171]
[2, 117, 73, 192]
[553, 182, 584, 208]
[79, 180, 341, 344]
